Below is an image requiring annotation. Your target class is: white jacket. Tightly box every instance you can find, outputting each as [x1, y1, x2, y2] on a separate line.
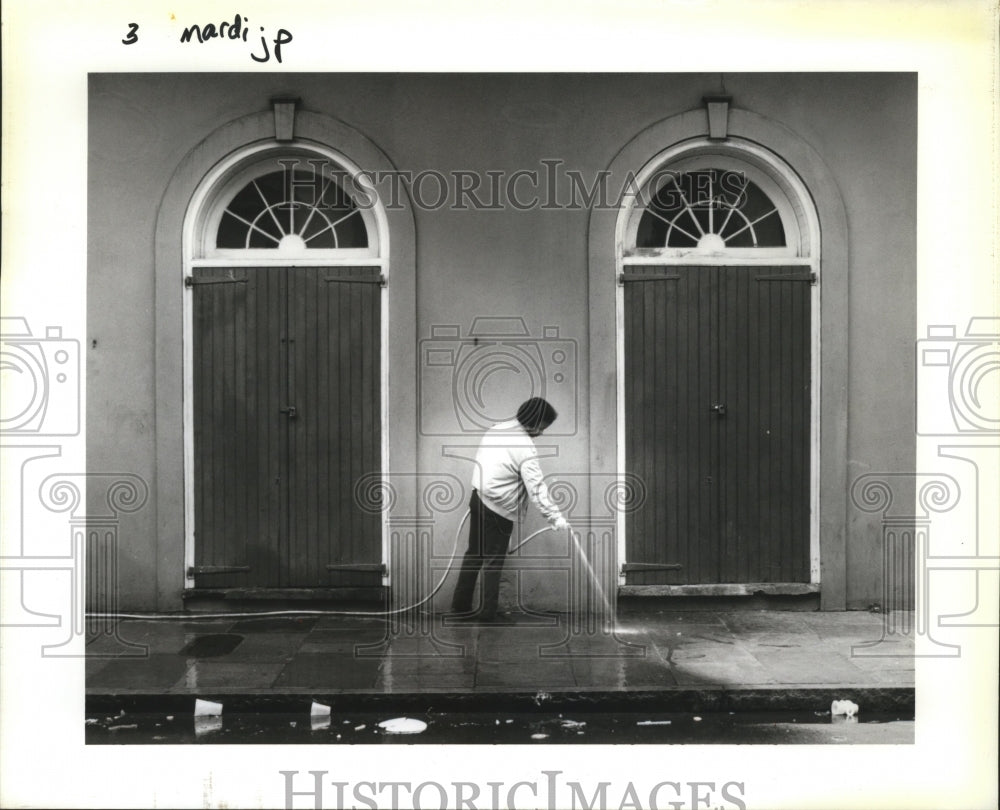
[471, 419, 565, 525]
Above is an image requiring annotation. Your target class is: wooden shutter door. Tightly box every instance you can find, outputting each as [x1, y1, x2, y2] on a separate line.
[623, 264, 811, 585]
[192, 266, 282, 586]
[718, 266, 811, 582]
[287, 267, 383, 587]
[191, 266, 382, 589]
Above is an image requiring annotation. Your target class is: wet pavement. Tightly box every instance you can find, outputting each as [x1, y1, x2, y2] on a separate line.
[86, 606, 916, 742]
[86, 606, 916, 701]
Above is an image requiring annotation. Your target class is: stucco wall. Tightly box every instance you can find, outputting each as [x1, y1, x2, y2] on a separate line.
[87, 72, 916, 611]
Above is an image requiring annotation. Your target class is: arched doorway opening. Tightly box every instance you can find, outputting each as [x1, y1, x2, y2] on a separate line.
[615, 137, 821, 589]
[182, 143, 390, 593]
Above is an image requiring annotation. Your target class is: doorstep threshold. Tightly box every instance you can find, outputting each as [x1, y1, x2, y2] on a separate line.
[619, 583, 820, 597]
[183, 587, 386, 602]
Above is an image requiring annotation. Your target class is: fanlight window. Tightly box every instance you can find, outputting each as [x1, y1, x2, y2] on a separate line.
[216, 167, 369, 250]
[635, 168, 786, 250]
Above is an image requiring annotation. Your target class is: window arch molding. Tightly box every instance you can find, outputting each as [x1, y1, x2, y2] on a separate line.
[617, 137, 818, 262]
[187, 141, 388, 263]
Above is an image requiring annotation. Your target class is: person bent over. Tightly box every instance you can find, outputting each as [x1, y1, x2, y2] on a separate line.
[450, 397, 570, 622]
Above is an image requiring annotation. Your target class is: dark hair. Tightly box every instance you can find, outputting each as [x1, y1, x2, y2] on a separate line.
[516, 397, 557, 432]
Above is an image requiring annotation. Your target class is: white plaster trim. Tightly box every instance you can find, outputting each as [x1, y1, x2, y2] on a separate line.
[190, 258, 384, 268]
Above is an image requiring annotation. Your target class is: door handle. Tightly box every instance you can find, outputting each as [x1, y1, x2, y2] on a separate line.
[709, 403, 726, 416]
[279, 405, 298, 420]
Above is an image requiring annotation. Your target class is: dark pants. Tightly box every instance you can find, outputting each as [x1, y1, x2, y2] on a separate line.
[450, 491, 514, 619]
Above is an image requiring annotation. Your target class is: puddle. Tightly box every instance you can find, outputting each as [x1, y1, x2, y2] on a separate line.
[230, 618, 316, 632]
[179, 634, 244, 658]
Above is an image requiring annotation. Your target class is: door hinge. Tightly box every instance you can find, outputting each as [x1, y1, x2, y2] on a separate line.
[188, 565, 252, 576]
[185, 275, 249, 288]
[620, 562, 684, 573]
[618, 272, 681, 285]
[324, 274, 387, 287]
[325, 563, 387, 574]
[754, 272, 817, 284]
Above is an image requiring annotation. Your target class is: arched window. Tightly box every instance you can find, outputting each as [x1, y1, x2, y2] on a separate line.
[216, 166, 368, 250]
[622, 149, 810, 260]
[635, 168, 786, 249]
[194, 148, 381, 260]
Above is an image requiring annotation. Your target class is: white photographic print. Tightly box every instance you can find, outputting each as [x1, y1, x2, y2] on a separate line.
[1, 2, 997, 809]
